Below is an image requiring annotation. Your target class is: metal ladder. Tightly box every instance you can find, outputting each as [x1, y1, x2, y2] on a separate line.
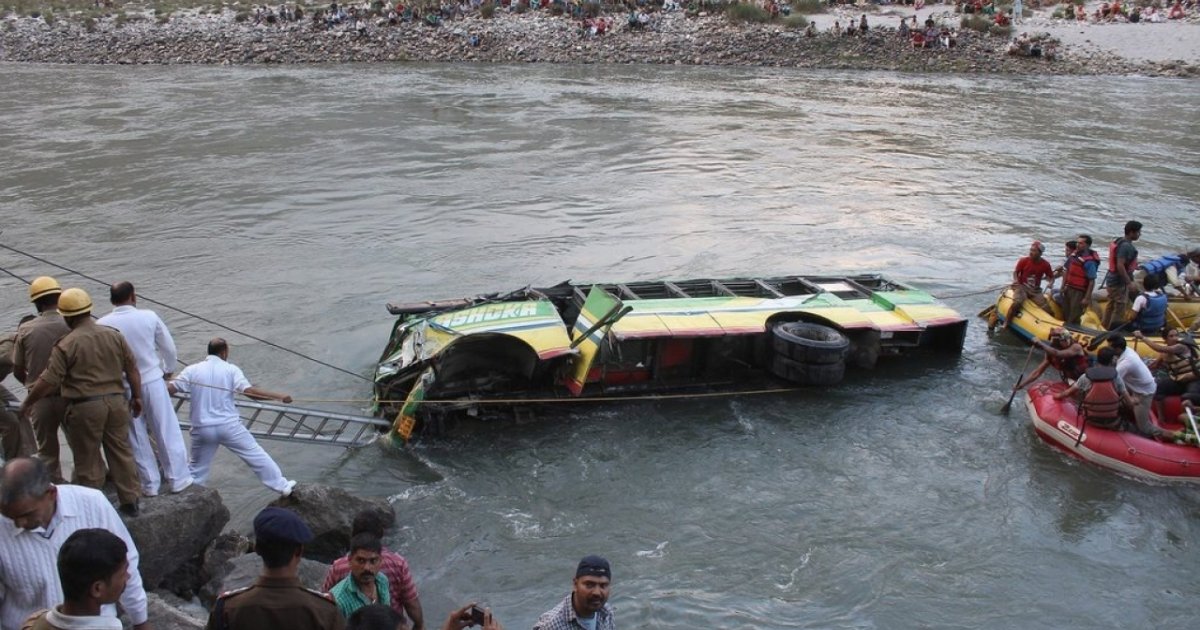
[0, 397, 390, 450]
[172, 394, 391, 448]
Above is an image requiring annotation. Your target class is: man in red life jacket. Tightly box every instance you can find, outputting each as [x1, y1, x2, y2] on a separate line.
[1102, 220, 1142, 330]
[1061, 234, 1101, 326]
[1053, 347, 1131, 430]
[1015, 327, 1090, 390]
[1003, 240, 1054, 331]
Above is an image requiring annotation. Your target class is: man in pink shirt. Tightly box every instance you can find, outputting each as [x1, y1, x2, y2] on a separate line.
[322, 510, 424, 630]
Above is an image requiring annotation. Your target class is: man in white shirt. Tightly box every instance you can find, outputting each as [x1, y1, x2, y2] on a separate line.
[1108, 335, 1167, 439]
[21, 528, 130, 630]
[168, 338, 296, 496]
[96, 282, 193, 497]
[0, 458, 149, 630]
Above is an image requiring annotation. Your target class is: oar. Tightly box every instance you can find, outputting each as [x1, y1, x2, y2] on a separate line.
[1086, 330, 1117, 352]
[1168, 307, 1186, 331]
[1185, 407, 1200, 447]
[1001, 341, 1039, 414]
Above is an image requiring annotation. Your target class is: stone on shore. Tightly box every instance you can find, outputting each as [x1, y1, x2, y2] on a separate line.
[121, 485, 230, 591]
[145, 592, 207, 630]
[269, 483, 394, 563]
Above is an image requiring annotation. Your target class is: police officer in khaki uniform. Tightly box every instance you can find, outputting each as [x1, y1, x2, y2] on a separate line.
[12, 277, 71, 480]
[18, 288, 143, 515]
[0, 317, 37, 460]
[208, 507, 345, 630]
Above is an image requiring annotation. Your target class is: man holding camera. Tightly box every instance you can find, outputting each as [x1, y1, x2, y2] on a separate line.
[533, 555, 615, 630]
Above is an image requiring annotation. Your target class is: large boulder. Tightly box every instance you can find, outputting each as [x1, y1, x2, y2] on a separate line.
[144, 592, 206, 630]
[269, 483, 394, 562]
[202, 553, 332, 602]
[122, 485, 230, 590]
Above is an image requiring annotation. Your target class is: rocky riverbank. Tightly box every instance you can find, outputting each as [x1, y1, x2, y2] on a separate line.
[1, 8, 1197, 76]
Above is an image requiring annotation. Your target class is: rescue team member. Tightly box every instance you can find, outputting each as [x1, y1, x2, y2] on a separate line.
[1134, 327, 1200, 425]
[1054, 347, 1130, 430]
[207, 507, 345, 630]
[1014, 327, 1090, 390]
[1060, 234, 1101, 326]
[1002, 241, 1054, 331]
[1102, 220, 1142, 330]
[168, 338, 296, 496]
[96, 281, 194, 497]
[1129, 274, 1169, 336]
[18, 288, 143, 516]
[1107, 335, 1180, 440]
[1135, 246, 1200, 298]
[1, 317, 37, 460]
[12, 277, 71, 482]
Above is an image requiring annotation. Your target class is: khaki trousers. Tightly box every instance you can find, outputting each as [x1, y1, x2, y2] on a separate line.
[63, 395, 140, 505]
[1062, 286, 1087, 326]
[1103, 284, 1131, 330]
[30, 396, 68, 481]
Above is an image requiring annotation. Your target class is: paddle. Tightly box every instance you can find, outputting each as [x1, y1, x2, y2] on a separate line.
[1185, 407, 1200, 447]
[1001, 341, 1039, 414]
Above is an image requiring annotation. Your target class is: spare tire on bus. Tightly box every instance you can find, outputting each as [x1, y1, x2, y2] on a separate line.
[771, 322, 850, 365]
[769, 354, 846, 386]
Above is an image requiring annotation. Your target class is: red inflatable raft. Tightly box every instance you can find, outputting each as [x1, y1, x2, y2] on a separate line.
[1026, 382, 1200, 483]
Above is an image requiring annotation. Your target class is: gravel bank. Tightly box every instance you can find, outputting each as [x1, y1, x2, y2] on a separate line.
[1, 9, 1197, 76]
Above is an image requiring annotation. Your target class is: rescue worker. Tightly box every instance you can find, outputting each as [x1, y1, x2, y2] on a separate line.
[1014, 327, 1090, 390]
[1053, 347, 1131, 430]
[1134, 327, 1200, 425]
[0, 317, 37, 460]
[207, 507, 345, 630]
[1003, 240, 1054, 331]
[17, 288, 143, 516]
[1106, 335, 1176, 440]
[1129, 274, 1169, 336]
[1061, 234, 1101, 326]
[12, 277, 72, 481]
[1134, 246, 1200, 299]
[1102, 220, 1141, 330]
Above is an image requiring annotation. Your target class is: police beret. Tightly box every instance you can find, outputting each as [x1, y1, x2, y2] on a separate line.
[253, 507, 314, 544]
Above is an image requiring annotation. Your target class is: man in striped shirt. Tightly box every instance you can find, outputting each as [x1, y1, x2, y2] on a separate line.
[533, 556, 615, 630]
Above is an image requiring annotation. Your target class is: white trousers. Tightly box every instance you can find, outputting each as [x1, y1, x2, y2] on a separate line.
[188, 421, 290, 493]
[128, 378, 193, 495]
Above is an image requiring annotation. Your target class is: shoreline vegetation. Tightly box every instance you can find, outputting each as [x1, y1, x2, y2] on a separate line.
[1, 0, 1198, 75]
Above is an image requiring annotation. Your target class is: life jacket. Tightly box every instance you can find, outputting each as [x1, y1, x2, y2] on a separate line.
[1134, 290, 1168, 333]
[1107, 237, 1138, 275]
[1139, 254, 1187, 286]
[1049, 347, 1089, 382]
[1166, 339, 1200, 383]
[1081, 365, 1121, 423]
[1063, 250, 1101, 291]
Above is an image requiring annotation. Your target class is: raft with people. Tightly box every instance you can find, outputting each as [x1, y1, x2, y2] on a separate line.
[1025, 381, 1200, 483]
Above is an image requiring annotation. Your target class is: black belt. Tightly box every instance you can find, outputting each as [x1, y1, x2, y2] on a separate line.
[65, 393, 124, 404]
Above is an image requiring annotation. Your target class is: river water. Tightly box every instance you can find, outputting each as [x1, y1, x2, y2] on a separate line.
[2, 63, 1199, 628]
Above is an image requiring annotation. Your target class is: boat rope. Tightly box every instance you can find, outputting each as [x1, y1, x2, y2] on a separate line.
[932, 283, 1010, 300]
[0, 243, 371, 383]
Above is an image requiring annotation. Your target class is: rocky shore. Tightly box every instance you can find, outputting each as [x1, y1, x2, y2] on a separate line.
[1, 8, 1197, 76]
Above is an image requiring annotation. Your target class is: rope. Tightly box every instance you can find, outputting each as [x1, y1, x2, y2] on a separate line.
[0, 243, 370, 383]
[931, 283, 1009, 300]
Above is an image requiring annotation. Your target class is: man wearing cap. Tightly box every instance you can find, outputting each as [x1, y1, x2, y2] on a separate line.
[96, 281, 193, 497]
[1014, 327, 1090, 390]
[533, 555, 615, 630]
[18, 288, 143, 516]
[1, 316, 37, 461]
[12, 277, 71, 481]
[207, 506, 345, 630]
[1102, 220, 1142, 330]
[1002, 241, 1054, 331]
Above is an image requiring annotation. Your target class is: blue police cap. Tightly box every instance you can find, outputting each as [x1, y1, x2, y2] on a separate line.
[253, 507, 314, 544]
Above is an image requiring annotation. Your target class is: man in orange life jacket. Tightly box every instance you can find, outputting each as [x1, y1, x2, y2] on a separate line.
[1003, 240, 1054, 331]
[1014, 327, 1090, 390]
[1053, 347, 1132, 430]
[1102, 220, 1142, 330]
[1061, 234, 1101, 326]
